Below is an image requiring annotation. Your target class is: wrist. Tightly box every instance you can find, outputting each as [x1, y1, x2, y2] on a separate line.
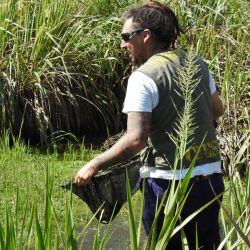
[90, 158, 102, 171]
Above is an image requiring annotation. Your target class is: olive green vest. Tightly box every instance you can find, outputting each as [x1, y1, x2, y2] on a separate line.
[137, 49, 220, 170]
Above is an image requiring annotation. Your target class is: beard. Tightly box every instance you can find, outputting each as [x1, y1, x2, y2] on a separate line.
[129, 54, 138, 66]
[129, 53, 144, 67]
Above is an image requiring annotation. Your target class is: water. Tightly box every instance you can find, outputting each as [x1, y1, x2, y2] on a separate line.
[77, 215, 147, 250]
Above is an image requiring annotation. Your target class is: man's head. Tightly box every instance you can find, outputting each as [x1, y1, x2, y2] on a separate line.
[121, 1, 182, 66]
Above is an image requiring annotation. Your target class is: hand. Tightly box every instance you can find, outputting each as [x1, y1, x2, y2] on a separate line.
[74, 161, 99, 186]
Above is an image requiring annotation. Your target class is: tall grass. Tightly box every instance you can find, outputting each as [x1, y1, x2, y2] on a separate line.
[0, 0, 129, 144]
[0, 131, 99, 249]
[0, 0, 249, 249]
[0, 0, 248, 158]
[0, 134, 249, 248]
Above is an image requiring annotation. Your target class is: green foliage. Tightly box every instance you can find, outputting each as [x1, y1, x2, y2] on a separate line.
[219, 169, 250, 249]
[0, 132, 97, 249]
[169, 47, 201, 164]
[126, 168, 139, 250]
[0, 131, 249, 249]
[0, 0, 249, 166]
[0, 0, 249, 248]
[0, 0, 128, 144]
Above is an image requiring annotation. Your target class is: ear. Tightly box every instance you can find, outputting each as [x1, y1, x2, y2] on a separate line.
[143, 29, 152, 44]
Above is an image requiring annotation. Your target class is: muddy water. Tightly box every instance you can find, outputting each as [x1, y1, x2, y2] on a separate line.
[77, 214, 147, 249]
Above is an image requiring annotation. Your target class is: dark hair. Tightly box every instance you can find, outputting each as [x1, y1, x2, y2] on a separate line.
[124, 1, 183, 49]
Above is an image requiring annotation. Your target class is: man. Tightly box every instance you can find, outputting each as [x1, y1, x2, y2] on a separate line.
[75, 1, 224, 249]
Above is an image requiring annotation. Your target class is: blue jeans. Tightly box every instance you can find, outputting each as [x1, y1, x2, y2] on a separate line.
[141, 173, 224, 250]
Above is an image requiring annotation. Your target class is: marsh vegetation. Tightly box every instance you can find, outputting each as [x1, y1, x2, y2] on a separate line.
[0, 0, 249, 249]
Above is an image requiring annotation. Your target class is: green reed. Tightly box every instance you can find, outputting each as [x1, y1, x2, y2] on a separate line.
[0, 0, 249, 249]
[0, 0, 127, 144]
[0, 131, 98, 249]
[0, 0, 248, 155]
[0, 133, 249, 249]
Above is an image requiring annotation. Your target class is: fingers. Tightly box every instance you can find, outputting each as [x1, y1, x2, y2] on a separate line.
[74, 176, 87, 186]
[74, 171, 89, 186]
[74, 162, 98, 186]
[74, 177, 88, 186]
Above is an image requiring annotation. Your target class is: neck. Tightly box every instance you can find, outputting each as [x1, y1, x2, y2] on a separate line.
[146, 44, 170, 60]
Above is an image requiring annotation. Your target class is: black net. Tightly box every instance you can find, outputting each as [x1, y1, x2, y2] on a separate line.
[61, 157, 142, 223]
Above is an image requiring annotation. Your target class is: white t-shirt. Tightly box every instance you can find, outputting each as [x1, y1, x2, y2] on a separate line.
[122, 71, 221, 179]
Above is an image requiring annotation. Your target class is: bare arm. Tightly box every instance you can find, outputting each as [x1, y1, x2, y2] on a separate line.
[211, 91, 224, 120]
[75, 112, 151, 185]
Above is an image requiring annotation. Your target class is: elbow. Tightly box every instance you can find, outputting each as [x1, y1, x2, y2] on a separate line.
[131, 137, 147, 151]
[128, 131, 148, 152]
[213, 105, 224, 120]
[211, 91, 224, 120]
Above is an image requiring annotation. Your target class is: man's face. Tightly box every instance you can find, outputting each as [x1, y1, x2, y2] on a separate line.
[121, 18, 147, 66]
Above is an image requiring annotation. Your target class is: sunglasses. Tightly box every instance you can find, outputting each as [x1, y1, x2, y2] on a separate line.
[121, 28, 144, 42]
